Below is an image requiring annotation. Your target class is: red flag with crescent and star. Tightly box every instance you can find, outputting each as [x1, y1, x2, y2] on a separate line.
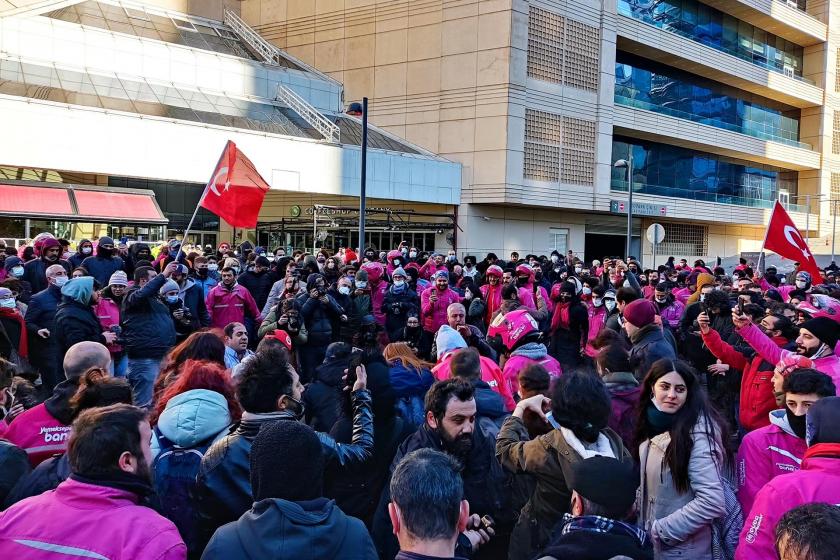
[764, 201, 823, 284]
[200, 140, 270, 228]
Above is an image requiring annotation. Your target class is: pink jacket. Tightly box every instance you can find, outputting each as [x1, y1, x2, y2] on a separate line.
[480, 283, 503, 325]
[93, 297, 122, 353]
[0, 478, 186, 559]
[737, 446, 840, 560]
[1, 403, 69, 467]
[735, 409, 807, 514]
[758, 277, 795, 300]
[369, 278, 389, 326]
[205, 283, 260, 329]
[585, 304, 607, 357]
[673, 287, 691, 305]
[419, 259, 447, 280]
[737, 323, 840, 391]
[420, 286, 461, 333]
[433, 352, 516, 412]
[658, 300, 685, 329]
[502, 352, 562, 396]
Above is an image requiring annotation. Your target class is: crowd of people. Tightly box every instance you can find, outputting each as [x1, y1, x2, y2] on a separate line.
[1, 232, 840, 560]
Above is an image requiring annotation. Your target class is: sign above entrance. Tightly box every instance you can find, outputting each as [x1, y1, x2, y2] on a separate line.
[610, 200, 667, 217]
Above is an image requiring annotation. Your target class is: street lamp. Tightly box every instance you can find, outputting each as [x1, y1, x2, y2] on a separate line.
[614, 155, 634, 260]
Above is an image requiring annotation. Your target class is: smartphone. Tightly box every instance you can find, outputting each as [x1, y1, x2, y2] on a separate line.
[477, 515, 495, 532]
[347, 352, 364, 386]
[545, 411, 561, 430]
[738, 299, 745, 316]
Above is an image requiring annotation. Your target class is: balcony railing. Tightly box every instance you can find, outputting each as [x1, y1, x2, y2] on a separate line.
[614, 95, 812, 150]
[610, 180, 809, 213]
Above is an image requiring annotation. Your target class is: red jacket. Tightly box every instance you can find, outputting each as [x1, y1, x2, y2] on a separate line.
[205, 283, 260, 330]
[433, 352, 515, 412]
[1, 403, 69, 467]
[701, 328, 784, 432]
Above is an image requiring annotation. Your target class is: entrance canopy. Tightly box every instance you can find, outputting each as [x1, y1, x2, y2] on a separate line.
[0, 181, 167, 224]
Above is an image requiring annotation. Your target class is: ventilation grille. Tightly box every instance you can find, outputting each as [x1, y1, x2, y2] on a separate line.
[834, 111, 840, 155]
[831, 172, 840, 202]
[659, 223, 709, 257]
[524, 109, 595, 185]
[527, 6, 600, 92]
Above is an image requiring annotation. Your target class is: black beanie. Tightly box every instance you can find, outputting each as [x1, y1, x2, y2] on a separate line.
[249, 420, 325, 502]
[800, 317, 840, 349]
[568, 456, 638, 519]
[806, 396, 840, 446]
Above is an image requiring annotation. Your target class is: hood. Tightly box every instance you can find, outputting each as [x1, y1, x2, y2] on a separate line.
[360, 261, 384, 283]
[238, 240, 254, 253]
[157, 389, 232, 448]
[768, 408, 797, 438]
[61, 276, 94, 305]
[233, 498, 352, 558]
[44, 377, 83, 425]
[306, 272, 325, 291]
[472, 379, 508, 419]
[177, 277, 195, 297]
[315, 358, 350, 387]
[75, 238, 92, 253]
[129, 242, 151, 259]
[686, 273, 715, 305]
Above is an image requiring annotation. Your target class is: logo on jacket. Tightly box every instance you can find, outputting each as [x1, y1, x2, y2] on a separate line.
[745, 514, 763, 543]
[40, 425, 71, 443]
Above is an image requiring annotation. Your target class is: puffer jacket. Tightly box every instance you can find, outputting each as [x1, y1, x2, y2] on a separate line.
[496, 416, 629, 559]
[0, 477, 186, 560]
[628, 324, 676, 381]
[296, 291, 344, 346]
[122, 273, 176, 359]
[193, 390, 373, 551]
[54, 298, 107, 360]
[735, 409, 807, 514]
[585, 303, 608, 357]
[151, 389, 233, 458]
[381, 285, 419, 341]
[602, 371, 641, 451]
[736, 445, 840, 560]
[503, 343, 563, 396]
[419, 285, 461, 333]
[638, 419, 727, 560]
[93, 296, 122, 354]
[67, 239, 91, 269]
[304, 356, 350, 433]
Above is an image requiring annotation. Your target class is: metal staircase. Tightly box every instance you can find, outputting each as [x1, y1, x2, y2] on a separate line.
[275, 83, 340, 143]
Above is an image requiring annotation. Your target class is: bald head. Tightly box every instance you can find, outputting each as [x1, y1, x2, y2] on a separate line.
[63, 341, 111, 379]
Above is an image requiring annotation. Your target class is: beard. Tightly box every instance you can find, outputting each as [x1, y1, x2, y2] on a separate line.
[136, 456, 153, 484]
[439, 428, 473, 463]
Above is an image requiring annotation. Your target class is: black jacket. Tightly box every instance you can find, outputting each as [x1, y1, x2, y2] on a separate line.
[297, 292, 344, 346]
[381, 287, 419, 341]
[194, 390, 374, 550]
[237, 270, 274, 311]
[54, 298, 106, 360]
[628, 324, 676, 380]
[22, 258, 71, 294]
[201, 497, 376, 560]
[80, 254, 125, 288]
[121, 274, 176, 359]
[0, 440, 31, 505]
[540, 516, 654, 560]
[304, 356, 350, 433]
[3, 452, 69, 508]
[178, 279, 210, 329]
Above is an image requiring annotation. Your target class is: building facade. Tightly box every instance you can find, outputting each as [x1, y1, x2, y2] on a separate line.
[0, 0, 461, 253]
[240, 0, 840, 265]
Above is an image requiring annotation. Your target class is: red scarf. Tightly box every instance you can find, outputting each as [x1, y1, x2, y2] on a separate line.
[804, 443, 840, 461]
[550, 301, 571, 333]
[0, 307, 28, 358]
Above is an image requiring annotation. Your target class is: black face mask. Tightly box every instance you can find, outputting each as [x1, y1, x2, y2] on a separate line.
[196, 268, 208, 278]
[786, 407, 808, 439]
[516, 277, 528, 287]
[99, 248, 113, 257]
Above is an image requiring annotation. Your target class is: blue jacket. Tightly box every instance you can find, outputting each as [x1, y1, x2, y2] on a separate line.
[22, 258, 71, 294]
[121, 274, 176, 359]
[80, 255, 124, 288]
[388, 360, 434, 399]
[24, 285, 62, 333]
[192, 275, 218, 299]
[177, 278, 210, 329]
[151, 389, 232, 458]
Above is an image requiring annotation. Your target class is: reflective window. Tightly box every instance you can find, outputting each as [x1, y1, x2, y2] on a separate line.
[615, 53, 804, 147]
[617, 0, 808, 83]
[611, 137, 799, 210]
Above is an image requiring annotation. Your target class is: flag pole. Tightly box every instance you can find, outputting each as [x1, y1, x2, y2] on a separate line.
[758, 203, 777, 275]
[174, 141, 230, 264]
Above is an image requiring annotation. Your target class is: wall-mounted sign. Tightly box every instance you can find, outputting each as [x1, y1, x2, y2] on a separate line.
[610, 200, 667, 217]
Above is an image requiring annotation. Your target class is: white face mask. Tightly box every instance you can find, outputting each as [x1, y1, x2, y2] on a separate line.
[574, 267, 582, 274]
[700, 294, 706, 302]
[53, 276, 69, 287]
[796, 280, 807, 289]
[338, 286, 351, 295]
[409, 251, 417, 258]
[464, 290, 472, 300]
[393, 259, 400, 266]
[592, 298, 603, 307]
[208, 263, 218, 271]
[393, 280, 405, 288]
[11, 266, 24, 278]
[605, 300, 617, 312]
[356, 281, 367, 289]
[582, 287, 591, 295]
[551, 255, 559, 263]
[0, 298, 15, 309]
[655, 296, 667, 304]
[81, 247, 92, 255]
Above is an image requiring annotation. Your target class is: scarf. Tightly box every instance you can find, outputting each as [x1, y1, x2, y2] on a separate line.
[560, 427, 616, 459]
[70, 470, 154, 499]
[0, 307, 28, 358]
[646, 402, 675, 437]
[511, 341, 548, 360]
[559, 513, 649, 548]
[550, 301, 571, 333]
[242, 410, 297, 423]
[482, 283, 502, 324]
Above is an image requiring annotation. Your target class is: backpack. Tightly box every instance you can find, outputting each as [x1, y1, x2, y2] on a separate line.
[152, 427, 214, 553]
[711, 474, 744, 560]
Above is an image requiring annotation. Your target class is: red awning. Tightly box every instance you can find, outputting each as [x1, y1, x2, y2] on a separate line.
[0, 182, 167, 224]
[0, 183, 75, 216]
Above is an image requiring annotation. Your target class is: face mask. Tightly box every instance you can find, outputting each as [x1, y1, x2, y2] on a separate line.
[409, 251, 417, 258]
[62, 252, 71, 260]
[54, 276, 68, 287]
[574, 267, 582, 274]
[592, 298, 603, 307]
[81, 247, 92, 255]
[551, 255, 559, 263]
[11, 266, 23, 278]
[699, 294, 706, 302]
[338, 286, 351, 296]
[197, 268, 208, 278]
[655, 296, 667, 304]
[317, 258, 326, 264]
[786, 407, 808, 439]
[0, 298, 15, 309]
[464, 290, 473, 301]
[208, 264, 218, 271]
[232, 268, 240, 276]
[559, 294, 571, 303]
[166, 295, 179, 304]
[393, 259, 400, 266]
[99, 248, 113, 257]
[356, 281, 367, 289]
[284, 394, 306, 420]
[516, 277, 528, 287]
[605, 300, 616, 312]
[796, 280, 807, 289]
[582, 287, 591, 295]
[393, 280, 405, 288]
[447, 255, 456, 262]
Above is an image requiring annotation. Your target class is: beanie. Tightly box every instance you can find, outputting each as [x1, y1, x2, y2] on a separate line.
[392, 266, 407, 279]
[623, 299, 657, 328]
[98, 236, 115, 248]
[255, 255, 270, 267]
[568, 456, 639, 518]
[41, 237, 61, 251]
[159, 279, 179, 295]
[250, 420, 324, 501]
[806, 396, 840, 446]
[436, 325, 467, 356]
[800, 317, 840, 349]
[433, 269, 449, 280]
[108, 271, 128, 287]
[223, 257, 240, 270]
[61, 276, 94, 305]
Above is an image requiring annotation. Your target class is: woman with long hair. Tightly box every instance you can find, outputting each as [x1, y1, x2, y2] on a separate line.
[634, 359, 731, 559]
[153, 330, 226, 405]
[383, 342, 434, 430]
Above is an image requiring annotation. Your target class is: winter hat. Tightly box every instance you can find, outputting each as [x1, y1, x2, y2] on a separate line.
[800, 317, 840, 349]
[159, 279, 180, 295]
[432, 269, 449, 280]
[250, 419, 324, 501]
[361, 261, 384, 282]
[4, 256, 22, 272]
[623, 299, 657, 328]
[392, 266, 407, 279]
[325, 342, 352, 362]
[806, 396, 840, 446]
[222, 257, 240, 270]
[61, 276, 94, 305]
[98, 236, 115, 248]
[108, 271, 128, 287]
[436, 325, 467, 356]
[355, 269, 369, 284]
[568, 456, 638, 518]
[0, 287, 12, 300]
[41, 237, 61, 251]
[255, 255, 270, 267]
[485, 265, 503, 278]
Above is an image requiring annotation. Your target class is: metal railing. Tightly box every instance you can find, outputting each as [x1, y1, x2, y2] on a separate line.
[275, 83, 340, 143]
[610, 180, 810, 213]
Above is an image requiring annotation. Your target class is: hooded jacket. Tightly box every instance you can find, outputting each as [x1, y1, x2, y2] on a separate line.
[122, 273, 177, 359]
[93, 295, 123, 354]
[201, 497, 376, 560]
[503, 342, 562, 396]
[0, 477, 186, 560]
[737, 445, 840, 560]
[735, 409, 807, 514]
[175, 277, 210, 329]
[420, 284, 461, 333]
[151, 389, 233, 458]
[22, 257, 72, 295]
[54, 278, 107, 359]
[68, 239, 91, 269]
[236, 268, 275, 310]
[685, 273, 715, 305]
[360, 263, 388, 326]
[381, 283, 419, 341]
[304, 356, 350, 433]
[296, 274, 344, 346]
[80, 244, 125, 287]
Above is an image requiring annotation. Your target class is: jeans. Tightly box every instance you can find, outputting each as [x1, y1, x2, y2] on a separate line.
[127, 357, 162, 408]
[110, 354, 128, 378]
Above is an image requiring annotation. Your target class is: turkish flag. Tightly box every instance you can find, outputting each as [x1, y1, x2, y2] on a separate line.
[200, 140, 270, 228]
[764, 201, 823, 284]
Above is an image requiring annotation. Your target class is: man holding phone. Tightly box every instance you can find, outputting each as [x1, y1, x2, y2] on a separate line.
[419, 271, 462, 360]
